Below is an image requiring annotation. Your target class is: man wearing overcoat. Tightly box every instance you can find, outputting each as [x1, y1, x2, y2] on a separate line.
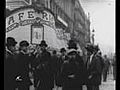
[4, 37, 17, 90]
[85, 44, 103, 90]
[35, 40, 54, 90]
[15, 40, 32, 90]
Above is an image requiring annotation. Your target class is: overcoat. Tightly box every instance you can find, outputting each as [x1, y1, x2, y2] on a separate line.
[36, 50, 54, 89]
[4, 50, 17, 90]
[15, 51, 32, 88]
[59, 54, 87, 88]
[86, 54, 103, 85]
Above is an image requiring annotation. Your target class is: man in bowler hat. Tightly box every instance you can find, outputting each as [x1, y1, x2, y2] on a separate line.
[34, 40, 54, 90]
[15, 40, 32, 90]
[4, 37, 17, 90]
[85, 44, 103, 90]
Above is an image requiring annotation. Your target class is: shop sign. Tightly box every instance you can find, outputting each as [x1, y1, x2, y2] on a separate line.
[6, 8, 55, 32]
[55, 28, 64, 40]
[63, 33, 71, 41]
[56, 28, 70, 41]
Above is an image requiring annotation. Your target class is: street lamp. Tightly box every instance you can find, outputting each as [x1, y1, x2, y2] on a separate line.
[92, 28, 95, 45]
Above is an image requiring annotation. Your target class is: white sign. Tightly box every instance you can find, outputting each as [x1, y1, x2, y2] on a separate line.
[31, 26, 43, 44]
[57, 16, 68, 27]
[6, 8, 55, 32]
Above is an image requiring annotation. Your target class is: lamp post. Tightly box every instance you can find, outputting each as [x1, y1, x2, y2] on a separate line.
[92, 28, 95, 45]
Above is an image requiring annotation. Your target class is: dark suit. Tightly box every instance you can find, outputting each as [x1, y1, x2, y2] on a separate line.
[112, 58, 116, 80]
[60, 54, 87, 90]
[86, 54, 103, 90]
[51, 55, 59, 85]
[103, 58, 110, 82]
[36, 50, 54, 90]
[4, 50, 17, 90]
[15, 51, 32, 90]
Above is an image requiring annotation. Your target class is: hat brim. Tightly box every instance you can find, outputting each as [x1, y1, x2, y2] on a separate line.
[68, 51, 77, 55]
[67, 49, 77, 55]
[39, 44, 48, 47]
[60, 50, 66, 53]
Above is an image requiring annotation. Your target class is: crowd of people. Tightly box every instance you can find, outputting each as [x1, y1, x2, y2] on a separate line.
[4, 37, 116, 90]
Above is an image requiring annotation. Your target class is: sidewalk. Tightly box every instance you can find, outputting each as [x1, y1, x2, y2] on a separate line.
[30, 74, 115, 90]
[83, 73, 115, 90]
[100, 74, 115, 90]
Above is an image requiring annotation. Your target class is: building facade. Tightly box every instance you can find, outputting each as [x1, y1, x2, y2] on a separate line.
[74, 0, 91, 56]
[6, 0, 91, 57]
[50, 0, 91, 56]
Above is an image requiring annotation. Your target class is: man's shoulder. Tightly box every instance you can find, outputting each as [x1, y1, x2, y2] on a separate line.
[45, 51, 51, 56]
[5, 50, 13, 58]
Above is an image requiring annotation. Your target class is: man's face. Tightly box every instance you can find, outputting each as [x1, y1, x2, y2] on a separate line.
[21, 46, 28, 52]
[10, 46, 16, 52]
[40, 46, 46, 51]
[68, 53, 76, 59]
[104, 55, 107, 59]
[87, 51, 92, 55]
[61, 51, 66, 56]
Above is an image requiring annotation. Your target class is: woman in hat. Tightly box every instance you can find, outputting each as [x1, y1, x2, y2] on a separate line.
[59, 40, 87, 90]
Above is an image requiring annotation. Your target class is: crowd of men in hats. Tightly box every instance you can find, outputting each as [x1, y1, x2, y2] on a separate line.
[4, 37, 115, 90]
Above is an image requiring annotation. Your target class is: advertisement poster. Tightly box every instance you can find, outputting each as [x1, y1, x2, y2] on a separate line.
[31, 26, 43, 44]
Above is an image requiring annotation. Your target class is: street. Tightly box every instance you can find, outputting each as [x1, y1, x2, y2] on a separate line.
[30, 73, 115, 90]
[99, 74, 115, 90]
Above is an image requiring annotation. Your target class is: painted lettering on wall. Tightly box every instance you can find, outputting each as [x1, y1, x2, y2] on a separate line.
[6, 8, 55, 32]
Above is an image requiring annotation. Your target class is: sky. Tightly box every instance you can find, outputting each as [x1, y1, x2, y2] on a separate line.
[79, 0, 115, 55]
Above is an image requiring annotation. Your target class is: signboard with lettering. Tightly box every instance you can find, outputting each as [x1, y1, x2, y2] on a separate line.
[6, 7, 55, 33]
[55, 28, 71, 41]
[31, 25, 43, 44]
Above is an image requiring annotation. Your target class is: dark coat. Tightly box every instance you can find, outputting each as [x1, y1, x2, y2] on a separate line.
[59, 54, 87, 88]
[4, 50, 17, 90]
[86, 54, 103, 85]
[57, 55, 68, 72]
[36, 50, 54, 88]
[56, 55, 69, 87]
[103, 58, 110, 71]
[51, 55, 59, 76]
[15, 51, 32, 86]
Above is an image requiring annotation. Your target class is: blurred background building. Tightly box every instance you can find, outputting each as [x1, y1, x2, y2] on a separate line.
[6, 0, 91, 59]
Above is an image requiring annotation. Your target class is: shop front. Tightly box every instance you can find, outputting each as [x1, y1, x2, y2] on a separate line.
[6, 6, 67, 50]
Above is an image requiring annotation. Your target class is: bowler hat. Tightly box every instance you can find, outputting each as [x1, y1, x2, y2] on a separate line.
[19, 40, 29, 47]
[60, 48, 66, 53]
[85, 43, 94, 53]
[39, 40, 48, 47]
[6, 37, 17, 46]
